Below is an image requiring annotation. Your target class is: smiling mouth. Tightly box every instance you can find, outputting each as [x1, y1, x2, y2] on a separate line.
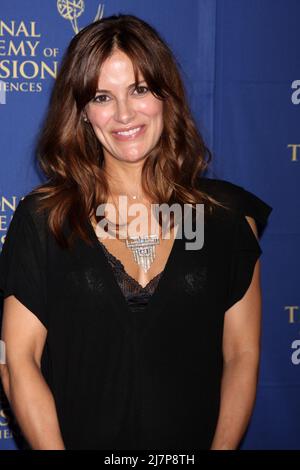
[112, 125, 146, 141]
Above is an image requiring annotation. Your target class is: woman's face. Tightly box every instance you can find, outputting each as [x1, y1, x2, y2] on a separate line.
[85, 49, 164, 164]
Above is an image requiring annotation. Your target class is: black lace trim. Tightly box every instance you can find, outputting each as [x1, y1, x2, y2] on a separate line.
[98, 240, 163, 302]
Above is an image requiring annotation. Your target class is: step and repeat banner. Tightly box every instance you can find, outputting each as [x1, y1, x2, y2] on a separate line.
[0, 0, 299, 450]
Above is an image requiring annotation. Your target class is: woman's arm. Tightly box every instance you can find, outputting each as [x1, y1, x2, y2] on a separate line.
[1, 295, 65, 450]
[210, 216, 261, 450]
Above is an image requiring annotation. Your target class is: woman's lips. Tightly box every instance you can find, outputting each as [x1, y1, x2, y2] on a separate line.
[111, 125, 146, 141]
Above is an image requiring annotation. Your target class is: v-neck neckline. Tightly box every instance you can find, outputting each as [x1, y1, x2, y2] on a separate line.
[86, 215, 184, 335]
[98, 238, 164, 291]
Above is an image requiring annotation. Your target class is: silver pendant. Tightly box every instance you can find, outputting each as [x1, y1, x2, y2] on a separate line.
[125, 234, 160, 273]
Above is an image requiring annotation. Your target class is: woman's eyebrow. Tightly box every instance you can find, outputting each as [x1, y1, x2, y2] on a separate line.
[95, 80, 146, 93]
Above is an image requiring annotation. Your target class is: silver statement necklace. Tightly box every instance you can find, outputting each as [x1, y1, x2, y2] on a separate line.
[125, 234, 160, 273]
[109, 188, 160, 273]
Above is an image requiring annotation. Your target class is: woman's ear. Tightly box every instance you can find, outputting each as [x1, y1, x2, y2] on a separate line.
[82, 112, 89, 123]
[82, 106, 90, 123]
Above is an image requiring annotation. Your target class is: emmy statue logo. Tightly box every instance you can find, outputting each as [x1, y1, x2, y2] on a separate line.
[57, 0, 105, 34]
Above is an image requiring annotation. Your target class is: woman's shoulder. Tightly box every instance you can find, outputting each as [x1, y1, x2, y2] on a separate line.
[15, 190, 48, 219]
[198, 176, 251, 205]
[16, 191, 39, 212]
[197, 176, 273, 237]
[12, 191, 50, 244]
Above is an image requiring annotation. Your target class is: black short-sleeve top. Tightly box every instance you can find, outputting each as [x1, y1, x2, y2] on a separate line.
[0, 177, 273, 450]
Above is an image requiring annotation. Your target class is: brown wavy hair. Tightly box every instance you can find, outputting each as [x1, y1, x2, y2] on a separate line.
[31, 13, 228, 250]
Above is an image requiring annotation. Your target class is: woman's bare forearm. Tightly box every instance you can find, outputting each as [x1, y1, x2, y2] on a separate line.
[7, 361, 65, 450]
[210, 351, 259, 450]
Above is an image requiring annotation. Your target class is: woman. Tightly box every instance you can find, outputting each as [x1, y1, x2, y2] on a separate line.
[0, 14, 272, 450]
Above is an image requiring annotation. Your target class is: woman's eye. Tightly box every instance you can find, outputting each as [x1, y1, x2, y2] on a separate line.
[134, 86, 148, 95]
[93, 94, 110, 104]
[92, 86, 148, 104]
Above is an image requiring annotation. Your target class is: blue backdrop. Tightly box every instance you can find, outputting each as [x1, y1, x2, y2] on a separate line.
[0, 0, 299, 450]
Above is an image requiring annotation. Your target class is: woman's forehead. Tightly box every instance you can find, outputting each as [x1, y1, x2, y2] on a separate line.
[97, 57, 144, 89]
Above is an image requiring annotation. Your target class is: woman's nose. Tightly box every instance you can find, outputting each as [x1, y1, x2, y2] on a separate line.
[114, 99, 135, 123]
